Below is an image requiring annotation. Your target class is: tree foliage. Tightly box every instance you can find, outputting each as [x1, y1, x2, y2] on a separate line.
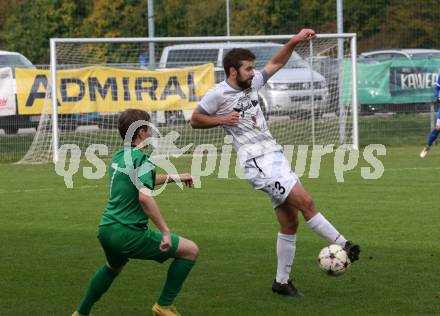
[230, 0, 301, 35]
[81, 0, 147, 38]
[0, 0, 438, 64]
[380, 0, 440, 49]
[1, 0, 90, 63]
[0, 0, 12, 48]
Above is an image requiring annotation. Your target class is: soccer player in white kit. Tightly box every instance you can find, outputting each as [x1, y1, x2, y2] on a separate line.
[191, 29, 360, 297]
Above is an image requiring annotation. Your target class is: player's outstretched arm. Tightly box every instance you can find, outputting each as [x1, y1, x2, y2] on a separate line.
[139, 188, 171, 251]
[263, 28, 316, 78]
[191, 111, 240, 129]
[156, 173, 194, 187]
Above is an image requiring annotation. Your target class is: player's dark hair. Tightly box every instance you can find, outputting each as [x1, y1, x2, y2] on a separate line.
[223, 48, 256, 77]
[118, 109, 151, 141]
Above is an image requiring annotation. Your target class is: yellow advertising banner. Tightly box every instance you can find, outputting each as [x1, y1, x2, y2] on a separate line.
[16, 64, 215, 115]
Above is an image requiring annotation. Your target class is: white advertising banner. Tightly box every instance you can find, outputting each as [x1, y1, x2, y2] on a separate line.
[0, 67, 16, 116]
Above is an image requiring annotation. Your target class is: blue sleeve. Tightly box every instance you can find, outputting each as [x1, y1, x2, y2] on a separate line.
[435, 75, 440, 98]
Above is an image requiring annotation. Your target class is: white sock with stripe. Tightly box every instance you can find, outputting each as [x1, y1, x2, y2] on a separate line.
[307, 212, 347, 246]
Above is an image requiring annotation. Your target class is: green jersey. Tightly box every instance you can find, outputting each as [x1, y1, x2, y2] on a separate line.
[100, 147, 156, 230]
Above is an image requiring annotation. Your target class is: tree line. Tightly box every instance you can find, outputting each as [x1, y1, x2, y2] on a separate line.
[0, 0, 438, 64]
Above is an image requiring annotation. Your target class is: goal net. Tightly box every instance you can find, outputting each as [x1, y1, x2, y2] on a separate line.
[19, 34, 358, 164]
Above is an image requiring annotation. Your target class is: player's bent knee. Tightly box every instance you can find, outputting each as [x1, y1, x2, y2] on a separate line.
[298, 196, 317, 219]
[106, 263, 123, 274]
[292, 183, 315, 212]
[176, 237, 199, 260]
[184, 239, 199, 260]
[303, 196, 315, 212]
[188, 240, 199, 260]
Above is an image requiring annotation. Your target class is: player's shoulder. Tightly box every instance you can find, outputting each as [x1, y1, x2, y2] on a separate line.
[203, 80, 231, 100]
[113, 147, 153, 167]
[132, 148, 153, 165]
[213, 80, 231, 93]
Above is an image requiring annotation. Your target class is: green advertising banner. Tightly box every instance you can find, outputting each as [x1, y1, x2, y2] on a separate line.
[343, 59, 440, 104]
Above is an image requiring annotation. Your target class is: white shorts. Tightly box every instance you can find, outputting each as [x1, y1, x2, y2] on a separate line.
[243, 151, 299, 208]
[436, 118, 440, 127]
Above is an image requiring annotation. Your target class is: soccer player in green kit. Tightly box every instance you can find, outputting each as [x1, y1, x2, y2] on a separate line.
[72, 109, 198, 316]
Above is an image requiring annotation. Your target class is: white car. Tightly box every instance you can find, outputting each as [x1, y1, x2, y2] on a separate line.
[359, 48, 440, 62]
[159, 42, 329, 122]
[0, 50, 39, 134]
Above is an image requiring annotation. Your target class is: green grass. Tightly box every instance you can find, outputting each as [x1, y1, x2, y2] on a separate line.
[359, 113, 432, 145]
[0, 133, 34, 162]
[1, 145, 439, 315]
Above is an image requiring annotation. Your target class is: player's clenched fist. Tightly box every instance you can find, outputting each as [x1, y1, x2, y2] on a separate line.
[160, 231, 172, 252]
[221, 111, 240, 126]
[295, 29, 316, 41]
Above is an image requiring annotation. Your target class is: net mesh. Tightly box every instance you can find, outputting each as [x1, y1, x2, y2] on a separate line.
[19, 35, 355, 163]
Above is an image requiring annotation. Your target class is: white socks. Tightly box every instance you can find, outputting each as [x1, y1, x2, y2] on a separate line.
[276, 232, 296, 284]
[307, 212, 347, 246]
[275, 213, 346, 284]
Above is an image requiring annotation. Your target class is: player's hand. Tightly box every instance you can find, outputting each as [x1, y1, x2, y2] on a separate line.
[179, 173, 193, 187]
[221, 111, 240, 126]
[160, 231, 172, 252]
[295, 29, 316, 42]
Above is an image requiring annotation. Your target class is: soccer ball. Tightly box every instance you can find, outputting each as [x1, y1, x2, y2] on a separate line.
[318, 244, 350, 275]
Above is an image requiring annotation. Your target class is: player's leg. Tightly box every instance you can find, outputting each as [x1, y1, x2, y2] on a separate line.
[129, 229, 198, 316]
[73, 224, 129, 316]
[74, 262, 124, 316]
[421, 105, 440, 157]
[271, 204, 303, 297]
[275, 202, 299, 284]
[285, 182, 360, 261]
[253, 152, 303, 296]
[286, 183, 345, 243]
[420, 120, 440, 158]
[154, 236, 198, 312]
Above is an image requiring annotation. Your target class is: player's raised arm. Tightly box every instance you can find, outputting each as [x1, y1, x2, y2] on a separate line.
[263, 28, 316, 78]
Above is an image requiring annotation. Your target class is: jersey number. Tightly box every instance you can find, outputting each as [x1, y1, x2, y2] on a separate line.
[274, 181, 286, 195]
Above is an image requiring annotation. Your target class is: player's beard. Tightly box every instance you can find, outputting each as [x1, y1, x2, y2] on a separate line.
[237, 74, 252, 90]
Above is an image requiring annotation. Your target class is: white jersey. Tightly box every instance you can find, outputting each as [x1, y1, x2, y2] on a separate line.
[198, 70, 282, 165]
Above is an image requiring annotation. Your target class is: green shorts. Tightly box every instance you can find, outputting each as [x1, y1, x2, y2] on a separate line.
[97, 222, 180, 268]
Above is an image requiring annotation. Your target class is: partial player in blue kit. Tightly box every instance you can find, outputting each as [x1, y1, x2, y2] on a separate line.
[420, 73, 440, 158]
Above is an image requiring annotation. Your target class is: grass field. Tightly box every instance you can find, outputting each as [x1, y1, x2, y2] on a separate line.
[1, 145, 439, 315]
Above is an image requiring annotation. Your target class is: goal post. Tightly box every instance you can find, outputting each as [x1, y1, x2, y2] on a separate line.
[19, 33, 358, 164]
[350, 34, 359, 150]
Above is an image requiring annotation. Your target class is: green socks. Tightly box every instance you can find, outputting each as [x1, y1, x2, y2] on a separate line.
[158, 258, 196, 306]
[77, 265, 118, 315]
[76, 259, 195, 313]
